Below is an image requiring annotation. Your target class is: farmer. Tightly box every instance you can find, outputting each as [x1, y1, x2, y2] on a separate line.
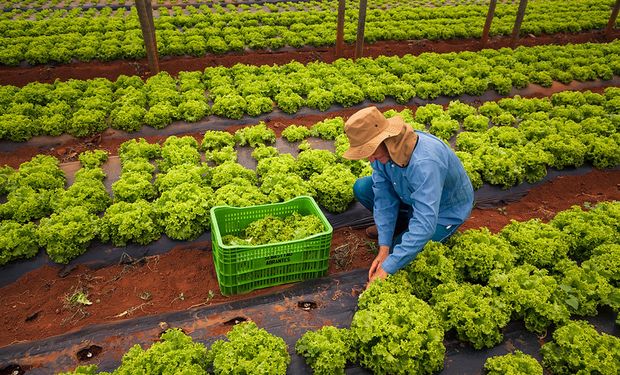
[342, 106, 474, 285]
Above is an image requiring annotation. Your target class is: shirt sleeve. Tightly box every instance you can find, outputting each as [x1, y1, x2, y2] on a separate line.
[381, 159, 446, 274]
[371, 166, 400, 248]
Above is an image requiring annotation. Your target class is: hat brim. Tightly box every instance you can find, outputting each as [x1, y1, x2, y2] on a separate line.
[342, 116, 407, 160]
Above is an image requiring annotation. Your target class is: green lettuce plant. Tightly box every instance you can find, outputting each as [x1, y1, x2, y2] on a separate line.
[488, 264, 570, 334]
[309, 164, 355, 213]
[499, 219, 570, 268]
[431, 282, 511, 349]
[0, 220, 39, 266]
[541, 320, 620, 375]
[351, 292, 445, 375]
[154, 182, 213, 240]
[484, 351, 543, 375]
[78, 150, 109, 169]
[447, 228, 515, 284]
[100, 200, 162, 246]
[281, 124, 311, 142]
[213, 180, 269, 208]
[296, 326, 355, 375]
[38, 206, 100, 264]
[234, 122, 276, 147]
[207, 321, 290, 375]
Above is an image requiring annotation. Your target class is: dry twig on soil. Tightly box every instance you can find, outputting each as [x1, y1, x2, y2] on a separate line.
[109, 302, 153, 319]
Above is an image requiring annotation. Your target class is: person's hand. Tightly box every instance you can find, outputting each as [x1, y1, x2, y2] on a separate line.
[368, 245, 390, 286]
[368, 265, 388, 287]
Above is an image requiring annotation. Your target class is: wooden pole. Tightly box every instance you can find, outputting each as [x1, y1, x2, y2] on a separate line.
[354, 0, 367, 60]
[135, 0, 160, 74]
[510, 0, 528, 48]
[605, 0, 620, 38]
[481, 0, 497, 46]
[336, 0, 346, 58]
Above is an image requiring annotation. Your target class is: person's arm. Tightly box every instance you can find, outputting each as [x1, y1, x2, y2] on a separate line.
[380, 159, 446, 274]
[371, 166, 400, 248]
[368, 165, 400, 281]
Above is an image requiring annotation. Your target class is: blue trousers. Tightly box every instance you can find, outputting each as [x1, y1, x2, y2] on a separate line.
[353, 176, 461, 249]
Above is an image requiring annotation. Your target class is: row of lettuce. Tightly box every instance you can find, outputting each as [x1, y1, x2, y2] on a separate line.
[2, 40, 619, 142]
[1, 89, 620, 265]
[2, 0, 514, 13]
[0, 0, 613, 65]
[433, 90, 620, 188]
[0, 120, 365, 264]
[60, 200, 620, 374]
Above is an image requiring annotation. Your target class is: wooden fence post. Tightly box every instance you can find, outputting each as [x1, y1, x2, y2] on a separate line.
[135, 0, 160, 75]
[336, 0, 346, 58]
[354, 0, 368, 60]
[481, 0, 497, 46]
[511, 0, 528, 48]
[605, 0, 620, 38]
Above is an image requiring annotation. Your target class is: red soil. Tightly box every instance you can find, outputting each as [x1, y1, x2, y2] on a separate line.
[0, 168, 618, 348]
[0, 30, 617, 87]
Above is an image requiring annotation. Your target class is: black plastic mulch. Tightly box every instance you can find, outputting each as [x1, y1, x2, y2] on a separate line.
[0, 268, 617, 374]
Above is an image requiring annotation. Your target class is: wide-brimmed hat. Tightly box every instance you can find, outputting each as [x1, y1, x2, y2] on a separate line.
[342, 106, 408, 161]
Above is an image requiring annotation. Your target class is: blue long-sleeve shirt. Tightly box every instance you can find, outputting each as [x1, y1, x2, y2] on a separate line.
[372, 131, 474, 274]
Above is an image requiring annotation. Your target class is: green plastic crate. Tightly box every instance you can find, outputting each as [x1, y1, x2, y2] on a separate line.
[210, 196, 333, 296]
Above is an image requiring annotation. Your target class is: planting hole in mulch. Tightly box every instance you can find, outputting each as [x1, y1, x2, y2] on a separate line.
[24, 311, 40, 322]
[224, 317, 248, 326]
[157, 323, 188, 338]
[58, 265, 77, 278]
[76, 345, 102, 361]
[297, 301, 318, 311]
[0, 364, 26, 375]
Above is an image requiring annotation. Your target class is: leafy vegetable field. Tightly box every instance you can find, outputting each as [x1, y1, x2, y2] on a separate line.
[0, 0, 616, 66]
[1, 89, 619, 269]
[0, 1, 619, 373]
[0, 199, 618, 373]
[2, 40, 620, 142]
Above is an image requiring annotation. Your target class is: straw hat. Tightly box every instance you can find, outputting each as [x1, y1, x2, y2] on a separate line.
[343, 106, 416, 166]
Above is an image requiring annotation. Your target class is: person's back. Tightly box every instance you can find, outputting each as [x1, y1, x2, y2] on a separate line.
[409, 131, 474, 225]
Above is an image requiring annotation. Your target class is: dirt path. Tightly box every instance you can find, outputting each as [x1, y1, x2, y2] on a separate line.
[0, 168, 618, 348]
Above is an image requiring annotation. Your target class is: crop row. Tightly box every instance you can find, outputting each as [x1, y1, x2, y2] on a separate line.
[1, 88, 619, 265]
[1, 40, 619, 142]
[398, 90, 620, 188]
[4, 0, 517, 14]
[0, 121, 365, 264]
[58, 200, 620, 374]
[0, 0, 614, 65]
